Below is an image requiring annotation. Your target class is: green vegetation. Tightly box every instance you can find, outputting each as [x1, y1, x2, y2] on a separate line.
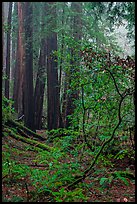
[2, 45, 135, 201]
[2, 2, 135, 202]
[2, 130, 135, 202]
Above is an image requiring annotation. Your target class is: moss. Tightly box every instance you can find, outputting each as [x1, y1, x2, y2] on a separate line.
[4, 127, 53, 152]
[7, 119, 46, 141]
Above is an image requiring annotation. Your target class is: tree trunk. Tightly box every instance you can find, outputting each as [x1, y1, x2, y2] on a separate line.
[62, 72, 68, 127]
[13, 2, 25, 116]
[58, 3, 66, 128]
[47, 33, 60, 130]
[47, 2, 60, 130]
[2, 2, 9, 73]
[63, 2, 82, 128]
[34, 3, 48, 130]
[23, 2, 35, 131]
[34, 39, 47, 130]
[11, 3, 18, 81]
[5, 2, 12, 99]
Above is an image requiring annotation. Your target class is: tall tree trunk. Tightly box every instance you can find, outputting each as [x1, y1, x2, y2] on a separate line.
[62, 68, 71, 128]
[34, 3, 48, 130]
[64, 2, 82, 128]
[58, 3, 66, 128]
[13, 2, 25, 116]
[4, 2, 12, 99]
[34, 38, 47, 130]
[11, 35, 16, 80]
[23, 2, 35, 131]
[2, 2, 9, 74]
[11, 3, 18, 81]
[47, 33, 59, 130]
[47, 2, 60, 130]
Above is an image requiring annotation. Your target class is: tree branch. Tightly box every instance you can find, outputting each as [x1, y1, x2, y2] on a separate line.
[67, 73, 133, 189]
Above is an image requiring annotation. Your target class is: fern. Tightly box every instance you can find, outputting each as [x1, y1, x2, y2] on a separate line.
[114, 149, 128, 159]
[99, 175, 114, 188]
[111, 170, 135, 186]
[100, 177, 109, 186]
[113, 171, 129, 186]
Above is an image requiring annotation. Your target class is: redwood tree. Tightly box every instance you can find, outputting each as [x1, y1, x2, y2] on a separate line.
[34, 4, 47, 130]
[5, 2, 12, 99]
[63, 2, 82, 128]
[34, 39, 47, 129]
[47, 2, 60, 130]
[23, 2, 35, 131]
[13, 2, 25, 116]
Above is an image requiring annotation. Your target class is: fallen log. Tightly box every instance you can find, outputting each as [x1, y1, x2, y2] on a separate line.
[6, 119, 46, 141]
[3, 127, 53, 152]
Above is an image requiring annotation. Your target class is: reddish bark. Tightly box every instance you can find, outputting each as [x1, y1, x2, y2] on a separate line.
[46, 2, 60, 130]
[5, 2, 12, 99]
[23, 2, 35, 131]
[34, 39, 47, 130]
[62, 2, 82, 128]
[13, 2, 25, 116]
[47, 34, 60, 130]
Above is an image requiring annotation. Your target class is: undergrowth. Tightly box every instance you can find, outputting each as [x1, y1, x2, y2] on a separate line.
[2, 129, 135, 202]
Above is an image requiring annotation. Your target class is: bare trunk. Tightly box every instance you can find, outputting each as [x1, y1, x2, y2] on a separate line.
[2, 2, 9, 73]
[46, 2, 60, 130]
[34, 39, 47, 130]
[64, 2, 82, 128]
[23, 2, 35, 131]
[13, 2, 25, 116]
[47, 34, 59, 130]
[4, 2, 12, 99]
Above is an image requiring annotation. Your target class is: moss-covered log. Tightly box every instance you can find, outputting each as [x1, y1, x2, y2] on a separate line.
[6, 119, 46, 141]
[4, 127, 53, 152]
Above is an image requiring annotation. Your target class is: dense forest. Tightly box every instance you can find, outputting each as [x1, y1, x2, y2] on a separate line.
[2, 2, 135, 202]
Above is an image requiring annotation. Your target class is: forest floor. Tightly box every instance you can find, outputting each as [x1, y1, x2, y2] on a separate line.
[2, 130, 135, 202]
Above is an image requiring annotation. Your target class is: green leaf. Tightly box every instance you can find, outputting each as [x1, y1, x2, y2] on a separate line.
[99, 177, 108, 186]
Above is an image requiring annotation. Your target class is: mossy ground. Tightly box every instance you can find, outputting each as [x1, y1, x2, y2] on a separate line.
[2, 130, 135, 202]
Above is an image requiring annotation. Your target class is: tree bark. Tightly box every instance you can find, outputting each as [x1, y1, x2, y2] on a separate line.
[5, 2, 12, 99]
[11, 3, 18, 81]
[46, 2, 60, 130]
[63, 2, 82, 128]
[34, 39, 47, 130]
[47, 33, 60, 130]
[34, 4, 47, 130]
[23, 2, 35, 131]
[2, 2, 9, 73]
[13, 2, 25, 116]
